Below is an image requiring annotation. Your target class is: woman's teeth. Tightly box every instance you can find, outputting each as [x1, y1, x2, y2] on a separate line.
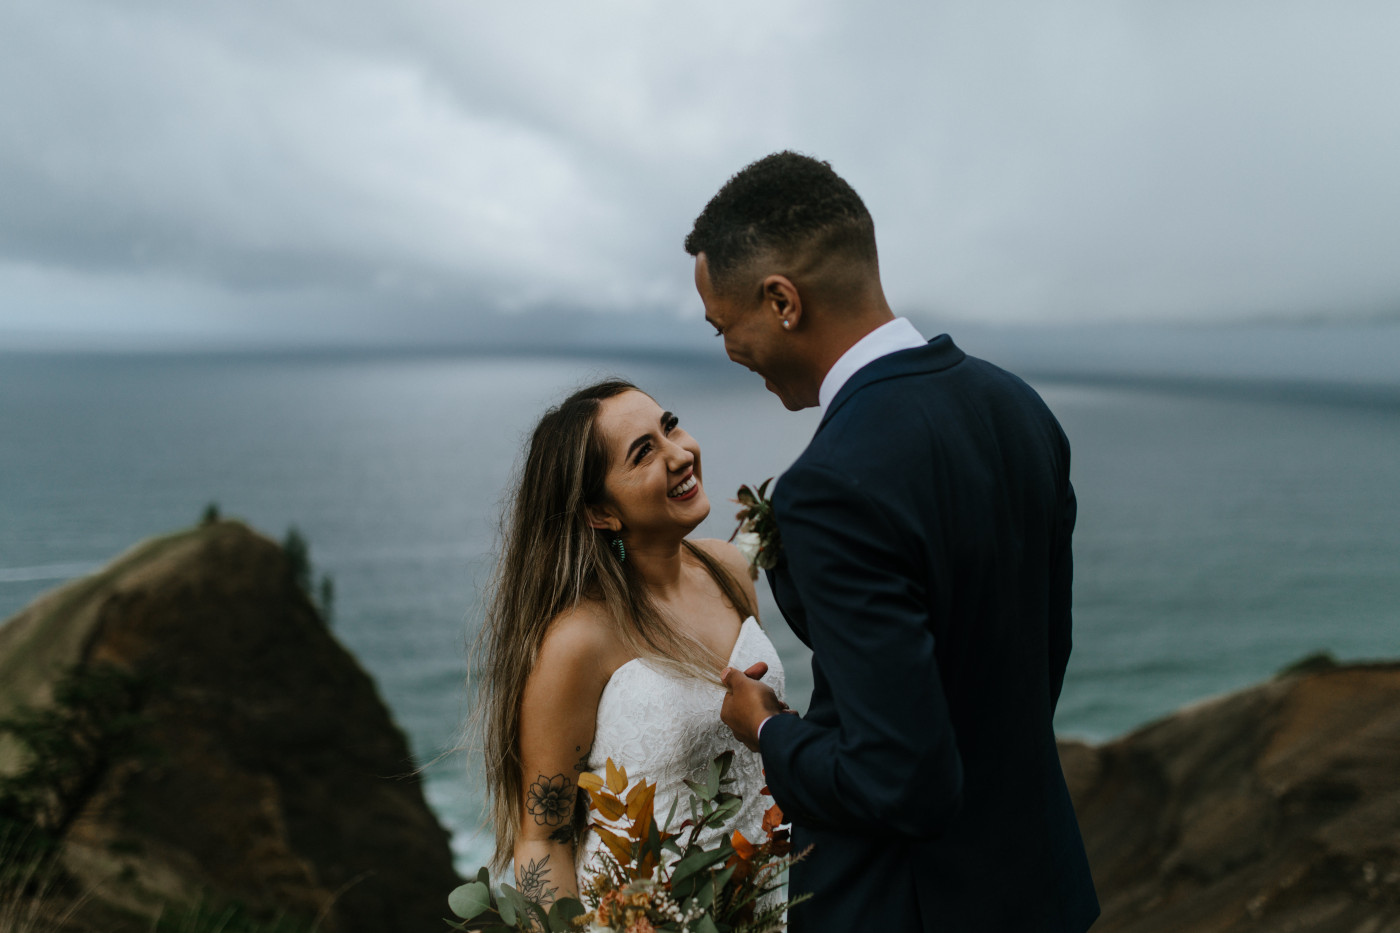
[668, 475, 698, 498]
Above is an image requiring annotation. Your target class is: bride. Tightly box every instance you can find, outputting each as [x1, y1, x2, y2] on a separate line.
[476, 379, 785, 905]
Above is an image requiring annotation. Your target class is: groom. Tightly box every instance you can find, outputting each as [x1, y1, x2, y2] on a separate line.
[690, 152, 1099, 932]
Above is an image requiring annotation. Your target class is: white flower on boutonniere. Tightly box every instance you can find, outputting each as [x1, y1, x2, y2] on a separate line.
[732, 531, 764, 566]
[729, 478, 781, 580]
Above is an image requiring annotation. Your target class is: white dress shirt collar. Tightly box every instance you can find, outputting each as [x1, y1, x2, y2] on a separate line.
[818, 317, 927, 415]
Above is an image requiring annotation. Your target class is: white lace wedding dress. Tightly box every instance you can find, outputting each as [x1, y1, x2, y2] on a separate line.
[576, 616, 785, 888]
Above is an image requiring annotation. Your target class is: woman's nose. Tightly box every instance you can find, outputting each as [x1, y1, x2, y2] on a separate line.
[664, 438, 695, 470]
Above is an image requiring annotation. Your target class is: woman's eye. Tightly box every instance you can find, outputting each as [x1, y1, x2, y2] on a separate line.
[664, 415, 679, 434]
[633, 442, 652, 465]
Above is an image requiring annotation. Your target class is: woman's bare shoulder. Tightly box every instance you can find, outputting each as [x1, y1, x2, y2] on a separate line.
[691, 536, 744, 570]
[533, 601, 628, 687]
[689, 538, 759, 611]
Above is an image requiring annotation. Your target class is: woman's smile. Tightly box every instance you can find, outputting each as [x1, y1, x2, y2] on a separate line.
[668, 472, 700, 500]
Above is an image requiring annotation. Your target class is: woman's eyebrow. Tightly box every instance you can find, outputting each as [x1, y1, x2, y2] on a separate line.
[625, 412, 673, 460]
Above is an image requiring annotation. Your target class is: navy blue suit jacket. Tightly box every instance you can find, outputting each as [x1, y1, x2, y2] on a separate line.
[759, 336, 1099, 932]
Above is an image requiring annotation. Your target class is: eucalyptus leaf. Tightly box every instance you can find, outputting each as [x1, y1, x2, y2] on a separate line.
[504, 884, 535, 929]
[712, 795, 743, 824]
[548, 898, 586, 931]
[447, 882, 493, 921]
[495, 884, 518, 926]
[641, 819, 662, 863]
[663, 794, 680, 832]
[694, 915, 721, 933]
[705, 757, 722, 797]
[672, 872, 701, 902]
[670, 844, 732, 889]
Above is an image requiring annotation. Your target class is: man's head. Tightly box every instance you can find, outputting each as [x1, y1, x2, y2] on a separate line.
[685, 151, 892, 410]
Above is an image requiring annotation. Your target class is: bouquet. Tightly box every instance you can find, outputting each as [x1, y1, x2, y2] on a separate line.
[447, 751, 807, 933]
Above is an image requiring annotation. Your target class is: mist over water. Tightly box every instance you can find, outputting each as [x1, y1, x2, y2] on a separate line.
[2, 329, 1397, 870]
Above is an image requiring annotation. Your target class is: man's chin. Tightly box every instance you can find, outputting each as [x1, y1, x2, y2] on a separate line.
[765, 380, 813, 412]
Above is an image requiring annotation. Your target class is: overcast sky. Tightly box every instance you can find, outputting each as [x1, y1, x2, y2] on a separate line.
[3, 0, 1399, 350]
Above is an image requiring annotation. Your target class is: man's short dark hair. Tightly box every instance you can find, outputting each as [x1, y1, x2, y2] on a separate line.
[684, 151, 877, 295]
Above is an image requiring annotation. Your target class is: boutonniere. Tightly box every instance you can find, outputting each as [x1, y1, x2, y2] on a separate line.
[730, 478, 781, 580]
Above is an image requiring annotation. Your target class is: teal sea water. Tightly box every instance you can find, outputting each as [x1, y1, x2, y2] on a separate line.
[2, 340, 1398, 871]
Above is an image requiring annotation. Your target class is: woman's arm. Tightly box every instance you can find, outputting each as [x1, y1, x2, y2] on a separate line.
[513, 609, 615, 905]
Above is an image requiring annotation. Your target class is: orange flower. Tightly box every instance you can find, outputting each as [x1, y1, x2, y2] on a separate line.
[597, 889, 626, 926]
[761, 802, 784, 837]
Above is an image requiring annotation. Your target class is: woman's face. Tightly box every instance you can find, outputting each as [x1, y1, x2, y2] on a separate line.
[592, 390, 709, 539]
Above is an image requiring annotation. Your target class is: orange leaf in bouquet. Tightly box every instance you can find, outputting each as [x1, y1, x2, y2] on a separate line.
[593, 824, 632, 867]
[578, 770, 604, 795]
[761, 801, 784, 837]
[605, 758, 628, 794]
[761, 799, 792, 855]
[593, 791, 626, 822]
[624, 780, 657, 839]
[730, 829, 756, 861]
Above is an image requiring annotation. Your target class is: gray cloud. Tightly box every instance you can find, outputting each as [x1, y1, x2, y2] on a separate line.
[2, 0, 1398, 348]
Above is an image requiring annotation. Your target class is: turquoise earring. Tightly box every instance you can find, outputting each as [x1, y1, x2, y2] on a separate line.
[610, 536, 626, 563]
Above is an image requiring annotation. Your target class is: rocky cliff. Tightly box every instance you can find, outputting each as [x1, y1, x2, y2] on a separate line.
[0, 521, 460, 932]
[1062, 660, 1400, 933]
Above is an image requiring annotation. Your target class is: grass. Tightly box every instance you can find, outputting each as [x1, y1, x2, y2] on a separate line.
[0, 824, 84, 933]
[150, 902, 319, 933]
[0, 827, 319, 933]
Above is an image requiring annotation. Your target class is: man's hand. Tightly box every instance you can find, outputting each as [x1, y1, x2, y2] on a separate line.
[720, 661, 789, 752]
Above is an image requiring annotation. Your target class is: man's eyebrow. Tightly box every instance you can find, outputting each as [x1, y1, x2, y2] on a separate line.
[625, 412, 673, 461]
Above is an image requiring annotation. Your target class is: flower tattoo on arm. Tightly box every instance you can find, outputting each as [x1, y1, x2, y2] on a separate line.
[517, 854, 559, 905]
[527, 773, 573, 827]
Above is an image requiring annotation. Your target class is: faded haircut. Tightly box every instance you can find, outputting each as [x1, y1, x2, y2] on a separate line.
[684, 151, 878, 296]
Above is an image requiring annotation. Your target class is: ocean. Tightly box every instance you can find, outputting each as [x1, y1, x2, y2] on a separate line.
[2, 335, 1398, 871]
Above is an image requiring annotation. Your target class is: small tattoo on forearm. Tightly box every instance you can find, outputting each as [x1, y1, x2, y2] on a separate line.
[517, 854, 559, 904]
[527, 773, 573, 827]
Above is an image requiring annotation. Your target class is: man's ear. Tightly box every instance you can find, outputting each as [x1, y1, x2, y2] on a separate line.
[761, 274, 802, 330]
[586, 506, 622, 533]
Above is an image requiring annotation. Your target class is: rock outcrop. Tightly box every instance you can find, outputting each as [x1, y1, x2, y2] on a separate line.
[1062, 660, 1400, 933]
[0, 521, 460, 932]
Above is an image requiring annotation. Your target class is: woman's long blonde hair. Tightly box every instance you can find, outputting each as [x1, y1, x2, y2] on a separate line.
[474, 379, 754, 870]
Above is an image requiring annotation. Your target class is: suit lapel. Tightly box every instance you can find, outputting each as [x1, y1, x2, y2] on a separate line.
[765, 556, 811, 649]
[766, 334, 966, 648]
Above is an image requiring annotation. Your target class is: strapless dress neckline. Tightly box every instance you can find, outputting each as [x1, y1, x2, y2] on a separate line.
[600, 615, 763, 693]
[577, 615, 785, 887]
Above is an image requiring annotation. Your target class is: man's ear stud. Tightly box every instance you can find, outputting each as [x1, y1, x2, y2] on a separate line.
[782, 320, 791, 329]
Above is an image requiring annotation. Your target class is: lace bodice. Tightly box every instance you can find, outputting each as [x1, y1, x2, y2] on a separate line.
[577, 616, 784, 883]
